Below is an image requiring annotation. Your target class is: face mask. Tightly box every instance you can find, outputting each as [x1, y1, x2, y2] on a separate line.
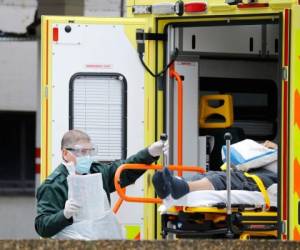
[75, 155, 93, 174]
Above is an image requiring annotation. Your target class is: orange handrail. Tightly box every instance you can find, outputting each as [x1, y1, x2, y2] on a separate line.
[112, 188, 126, 214]
[113, 164, 205, 213]
[169, 64, 183, 176]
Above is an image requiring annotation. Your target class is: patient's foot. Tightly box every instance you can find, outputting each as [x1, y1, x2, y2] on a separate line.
[152, 171, 171, 199]
[163, 168, 189, 199]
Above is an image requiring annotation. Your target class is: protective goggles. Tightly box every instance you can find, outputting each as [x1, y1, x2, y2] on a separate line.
[65, 144, 97, 157]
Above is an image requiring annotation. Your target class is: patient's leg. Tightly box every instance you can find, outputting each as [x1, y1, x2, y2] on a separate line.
[188, 177, 215, 192]
[163, 168, 215, 199]
[163, 168, 189, 199]
[152, 171, 171, 199]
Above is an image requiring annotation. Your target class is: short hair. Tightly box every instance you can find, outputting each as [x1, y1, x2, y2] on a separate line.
[61, 129, 91, 149]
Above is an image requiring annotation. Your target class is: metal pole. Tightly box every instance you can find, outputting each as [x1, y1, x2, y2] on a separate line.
[224, 132, 234, 238]
[225, 132, 232, 216]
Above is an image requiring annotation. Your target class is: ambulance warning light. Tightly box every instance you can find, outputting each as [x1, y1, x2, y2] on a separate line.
[132, 1, 184, 16]
[184, 2, 207, 13]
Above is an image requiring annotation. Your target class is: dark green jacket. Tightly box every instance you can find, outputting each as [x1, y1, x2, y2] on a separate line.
[35, 148, 158, 238]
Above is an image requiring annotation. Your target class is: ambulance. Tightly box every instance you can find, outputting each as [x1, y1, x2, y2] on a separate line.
[41, 0, 300, 240]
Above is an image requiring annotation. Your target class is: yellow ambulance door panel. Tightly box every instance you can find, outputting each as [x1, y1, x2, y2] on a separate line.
[41, 16, 151, 239]
[289, 5, 300, 240]
[41, 15, 149, 176]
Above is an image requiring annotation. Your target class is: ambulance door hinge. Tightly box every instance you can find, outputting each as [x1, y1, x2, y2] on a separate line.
[280, 220, 287, 235]
[157, 76, 164, 91]
[136, 31, 167, 42]
[282, 67, 288, 81]
[44, 86, 48, 98]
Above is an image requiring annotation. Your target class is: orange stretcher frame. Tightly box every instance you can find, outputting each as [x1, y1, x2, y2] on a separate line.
[113, 164, 205, 213]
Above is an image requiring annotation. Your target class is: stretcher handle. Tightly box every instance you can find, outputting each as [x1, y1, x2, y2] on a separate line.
[160, 133, 168, 169]
[169, 64, 183, 176]
[112, 187, 126, 214]
[113, 164, 205, 213]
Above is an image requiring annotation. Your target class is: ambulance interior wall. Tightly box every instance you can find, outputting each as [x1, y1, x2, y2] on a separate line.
[171, 58, 279, 173]
[0, 0, 122, 240]
[169, 23, 280, 173]
[198, 58, 280, 142]
[198, 58, 280, 170]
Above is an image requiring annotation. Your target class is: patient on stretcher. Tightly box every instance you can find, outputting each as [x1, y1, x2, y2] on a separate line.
[152, 140, 277, 200]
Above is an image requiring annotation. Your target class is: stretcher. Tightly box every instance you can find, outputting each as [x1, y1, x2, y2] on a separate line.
[114, 166, 278, 239]
[113, 135, 278, 239]
[159, 187, 278, 239]
[113, 66, 278, 239]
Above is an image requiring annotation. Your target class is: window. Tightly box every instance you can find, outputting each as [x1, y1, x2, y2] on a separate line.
[69, 73, 127, 161]
[0, 111, 35, 194]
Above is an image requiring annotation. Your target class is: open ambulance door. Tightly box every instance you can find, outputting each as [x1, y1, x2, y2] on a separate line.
[154, 11, 285, 239]
[40, 16, 154, 239]
[289, 5, 300, 241]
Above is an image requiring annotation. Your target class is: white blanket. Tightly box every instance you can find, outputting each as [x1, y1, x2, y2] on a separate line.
[161, 184, 277, 211]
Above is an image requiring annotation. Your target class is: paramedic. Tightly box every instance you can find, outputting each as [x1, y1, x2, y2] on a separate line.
[153, 140, 277, 199]
[35, 129, 165, 238]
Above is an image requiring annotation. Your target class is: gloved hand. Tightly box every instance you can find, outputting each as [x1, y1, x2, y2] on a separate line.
[148, 140, 169, 157]
[63, 199, 81, 219]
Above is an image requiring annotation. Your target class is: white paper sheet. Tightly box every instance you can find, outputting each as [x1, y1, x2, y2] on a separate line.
[67, 173, 105, 222]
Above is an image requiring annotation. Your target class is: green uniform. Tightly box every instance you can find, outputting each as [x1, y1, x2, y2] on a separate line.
[35, 148, 158, 238]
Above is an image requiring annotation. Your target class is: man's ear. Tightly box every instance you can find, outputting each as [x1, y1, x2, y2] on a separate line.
[62, 149, 68, 161]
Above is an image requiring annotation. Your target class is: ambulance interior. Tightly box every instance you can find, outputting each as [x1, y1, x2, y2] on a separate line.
[161, 19, 281, 238]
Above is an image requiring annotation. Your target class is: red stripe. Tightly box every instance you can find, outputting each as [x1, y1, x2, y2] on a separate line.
[53, 27, 59, 42]
[284, 9, 290, 66]
[35, 164, 40, 174]
[35, 147, 41, 174]
[35, 148, 40, 158]
[282, 10, 290, 230]
[237, 3, 269, 8]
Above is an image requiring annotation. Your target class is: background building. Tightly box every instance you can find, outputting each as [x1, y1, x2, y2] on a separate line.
[0, 0, 123, 239]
